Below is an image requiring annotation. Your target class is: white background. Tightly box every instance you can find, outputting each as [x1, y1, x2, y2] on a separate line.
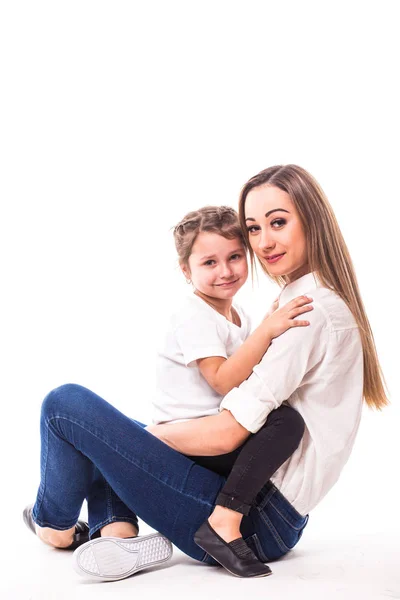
[1, 0, 399, 544]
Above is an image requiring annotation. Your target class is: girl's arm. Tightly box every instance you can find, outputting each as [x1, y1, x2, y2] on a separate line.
[146, 295, 314, 455]
[147, 410, 249, 455]
[197, 295, 313, 395]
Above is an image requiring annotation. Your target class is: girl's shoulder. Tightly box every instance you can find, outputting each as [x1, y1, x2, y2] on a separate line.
[232, 301, 252, 333]
[169, 293, 221, 329]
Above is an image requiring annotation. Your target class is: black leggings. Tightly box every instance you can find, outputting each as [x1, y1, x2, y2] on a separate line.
[191, 404, 304, 515]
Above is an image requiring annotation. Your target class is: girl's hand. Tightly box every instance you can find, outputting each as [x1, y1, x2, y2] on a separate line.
[263, 297, 280, 319]
[264, 295, 314, 339]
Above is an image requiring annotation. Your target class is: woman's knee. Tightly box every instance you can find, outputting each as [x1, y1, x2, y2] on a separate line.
[41, 383, 86, 419]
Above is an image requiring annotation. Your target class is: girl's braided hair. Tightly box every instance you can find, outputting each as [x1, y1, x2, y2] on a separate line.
[173, 206, 245, 266]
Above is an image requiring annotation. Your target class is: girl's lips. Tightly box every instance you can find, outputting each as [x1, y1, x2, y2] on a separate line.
[216, 279, 239, 287]
[265, 253, 286, 264]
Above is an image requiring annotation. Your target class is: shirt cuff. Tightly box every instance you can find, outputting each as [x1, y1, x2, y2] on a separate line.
[184, 346, 227, 367]
[219, 375, 279, 433]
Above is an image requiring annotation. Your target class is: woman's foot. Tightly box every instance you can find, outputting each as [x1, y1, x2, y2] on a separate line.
[100, 521, 138, 538]
[73, 533, 173, 581]
[36, 524, 76, 548]
[23, 505, 89, 550]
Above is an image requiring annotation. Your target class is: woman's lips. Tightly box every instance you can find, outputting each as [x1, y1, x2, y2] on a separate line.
[265, 253, 286, 264]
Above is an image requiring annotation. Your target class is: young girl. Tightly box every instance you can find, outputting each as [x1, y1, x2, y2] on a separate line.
[149, 205, 314, 577]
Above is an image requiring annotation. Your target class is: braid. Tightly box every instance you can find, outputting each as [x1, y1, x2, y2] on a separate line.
[173, 205, 244, 266]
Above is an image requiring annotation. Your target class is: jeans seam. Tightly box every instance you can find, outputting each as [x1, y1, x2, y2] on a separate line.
[89, 516, 139, 539]
[47, 414, 215, 509]
[32, 517, 79, 530]
[106, 481, 113, 521]
[269, 501, 306, 531]
[256, 485, 275, 511]
[33, 417, 51, 519]
[246, 533, 271, 562]
[259, 510, 291, 553]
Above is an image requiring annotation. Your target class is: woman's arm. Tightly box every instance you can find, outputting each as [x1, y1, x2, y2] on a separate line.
[147, 296, 314, 455]
[220, 302, 328, 433]
[197, 295, 313, 395]
[146, 410, 249, 455]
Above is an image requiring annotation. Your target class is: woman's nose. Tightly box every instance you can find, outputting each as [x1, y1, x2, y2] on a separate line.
[259, 228, 274, 250]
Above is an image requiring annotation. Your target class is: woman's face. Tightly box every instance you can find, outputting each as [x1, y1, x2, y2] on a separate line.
[244, 185, 309, 282]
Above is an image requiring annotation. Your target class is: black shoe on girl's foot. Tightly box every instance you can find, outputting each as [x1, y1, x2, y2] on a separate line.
[23, 505, 90, 550]
[194, 520, 272, 578]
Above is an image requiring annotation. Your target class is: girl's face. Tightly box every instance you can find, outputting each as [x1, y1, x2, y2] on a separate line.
[183, 232, 248, 300]
[244, 185, 309, 282]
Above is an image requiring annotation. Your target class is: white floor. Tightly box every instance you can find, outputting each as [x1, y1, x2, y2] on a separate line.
[4, 517, 399, 600]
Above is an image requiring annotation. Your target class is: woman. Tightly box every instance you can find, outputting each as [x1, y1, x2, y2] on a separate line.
[24, 164, 388, 582]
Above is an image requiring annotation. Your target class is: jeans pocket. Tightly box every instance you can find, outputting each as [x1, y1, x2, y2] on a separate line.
[264, 500, 308, 552]
[259, 509, 293, 555]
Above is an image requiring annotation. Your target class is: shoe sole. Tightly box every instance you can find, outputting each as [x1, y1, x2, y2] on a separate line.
[73, 534, 173, 581]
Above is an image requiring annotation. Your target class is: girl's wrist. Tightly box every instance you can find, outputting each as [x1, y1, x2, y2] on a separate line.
[260, 322, 273, 345]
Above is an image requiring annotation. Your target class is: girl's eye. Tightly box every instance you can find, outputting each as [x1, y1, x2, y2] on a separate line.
[271, 218, 286, 228]
[247, 225, 260, 234]
[204, 260, 215, 266]
[230, 254, 241, 261]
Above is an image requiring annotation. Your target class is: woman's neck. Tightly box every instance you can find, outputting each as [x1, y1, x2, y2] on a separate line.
[194, 290, 234, 321]
[285, 264, 311, 284]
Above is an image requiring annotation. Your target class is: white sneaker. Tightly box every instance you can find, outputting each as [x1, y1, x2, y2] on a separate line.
[73, 533, 173, 581]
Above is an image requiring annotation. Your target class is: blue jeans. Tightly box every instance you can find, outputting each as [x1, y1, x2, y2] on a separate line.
[32, 384, 308, 564]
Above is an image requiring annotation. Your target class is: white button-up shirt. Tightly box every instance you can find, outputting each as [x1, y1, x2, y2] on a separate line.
[220, 272, 364, 515]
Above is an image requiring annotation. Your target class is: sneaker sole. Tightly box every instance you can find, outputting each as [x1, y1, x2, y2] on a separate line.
[73, 533, 173, 581]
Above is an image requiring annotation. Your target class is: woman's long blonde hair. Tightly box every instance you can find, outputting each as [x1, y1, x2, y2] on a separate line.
[238, 164, 388, 410]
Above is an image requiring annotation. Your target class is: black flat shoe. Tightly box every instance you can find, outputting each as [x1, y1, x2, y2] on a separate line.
[194, 520, 272, 578]
[23, 505, 90, 550]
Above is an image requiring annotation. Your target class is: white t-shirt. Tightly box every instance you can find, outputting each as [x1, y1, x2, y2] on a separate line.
[152, 293, 251, 424]
[220, 272, 364, 515]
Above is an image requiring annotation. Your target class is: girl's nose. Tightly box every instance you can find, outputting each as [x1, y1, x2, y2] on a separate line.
[220, 263, 234, 278]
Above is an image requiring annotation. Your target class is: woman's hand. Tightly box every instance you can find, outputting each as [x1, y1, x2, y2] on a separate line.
[263, 295, 314, 339]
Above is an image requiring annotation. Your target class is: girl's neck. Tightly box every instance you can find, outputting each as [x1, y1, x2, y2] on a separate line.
[194, 289, 235, 322]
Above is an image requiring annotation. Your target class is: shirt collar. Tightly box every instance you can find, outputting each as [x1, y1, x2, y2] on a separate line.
[278, 272, 320, 306]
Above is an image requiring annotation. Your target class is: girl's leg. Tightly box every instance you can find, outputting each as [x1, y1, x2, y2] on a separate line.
[32, 383, 225, 561]
[207, 405, 305, 541]
[191, 405, 304, 576]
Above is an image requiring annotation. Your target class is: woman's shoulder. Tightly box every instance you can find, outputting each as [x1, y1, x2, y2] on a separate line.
[312, 287, 358, 331]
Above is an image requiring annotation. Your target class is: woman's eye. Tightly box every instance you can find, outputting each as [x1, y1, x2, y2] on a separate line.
[271, 218, 286, 228]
